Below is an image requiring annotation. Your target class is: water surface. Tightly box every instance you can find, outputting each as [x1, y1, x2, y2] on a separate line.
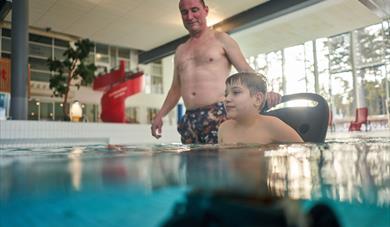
[1, 137, 389, 227]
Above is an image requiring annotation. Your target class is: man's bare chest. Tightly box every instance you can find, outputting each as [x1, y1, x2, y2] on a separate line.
[178, 43, 225, 67]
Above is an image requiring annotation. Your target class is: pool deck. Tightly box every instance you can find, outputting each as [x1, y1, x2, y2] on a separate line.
[0, 120, 388, 147]
[327, 129, 390, 139]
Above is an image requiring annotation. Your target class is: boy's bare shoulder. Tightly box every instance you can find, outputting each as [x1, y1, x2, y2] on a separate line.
[220, 119, 235, 128]
[261, 115, 281, 124]
[260, 115, 286, 129]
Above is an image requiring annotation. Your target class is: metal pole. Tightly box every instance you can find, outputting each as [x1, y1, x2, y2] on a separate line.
[350, 32, 365, 111]
[313, 40, 320, 94]
[381, 19, 390, 127]
[10, 0, 29, 120]
[281, 49, 286, 95]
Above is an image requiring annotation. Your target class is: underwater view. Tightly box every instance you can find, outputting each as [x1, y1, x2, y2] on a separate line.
[0, 137, 389, 227]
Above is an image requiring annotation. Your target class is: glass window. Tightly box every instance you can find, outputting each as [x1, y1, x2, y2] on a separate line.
[95, 63, 109, 76]
[28, 99, 39, 120]
[54, 38, 69, 48]
[383, 20, 390, 62]
[54, 102, 69, 121]
[151, 63, 162, 76]
[144, 73, 151, 94]
[147, 108, 158, 124]
[2, 28, 11, 38]
[331, 71, 354, 118]
[54, 47, 66, 60]
[255, 54, 267, 75]
[82, 103, 98, 122]
[40, 102, 54, 121]
[29, 43, 52, 58]
[96, 43, 109, 55]
[284, 45, 306, 94]
[248, 56, 256, 70]
[29, 34, 52, 45]
[1, 37, 11, 52]
[110, 46, 117, 69]
[303, 41, 315, 93]
[266, 51, 283, 94]
[126, 107, 139, 123]
[360, 65, 387, 115]
[328, 33, 351, 73]
[31, 71, 51, 82]
[29, 57, 49, 71]
[355, 24, 384, 67]
[118, 48, 130, 58]
[315, 38, 331, 101]
[1, 52, 10, 59]
[0, 92, 10, 119]
[151, 76, 163, 94]
[96, 53, 109, 64]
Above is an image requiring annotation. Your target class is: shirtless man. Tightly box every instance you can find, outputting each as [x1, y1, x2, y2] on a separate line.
[151, 0, 280, 144]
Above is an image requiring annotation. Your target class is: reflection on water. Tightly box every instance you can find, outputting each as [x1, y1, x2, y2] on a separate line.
[0, 138, 389, 226]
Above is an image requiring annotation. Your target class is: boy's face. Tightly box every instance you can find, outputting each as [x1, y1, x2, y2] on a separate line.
[224, 82, 261, 119]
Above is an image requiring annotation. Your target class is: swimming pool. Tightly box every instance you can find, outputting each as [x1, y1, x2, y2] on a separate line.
[0, 136, 389, 227]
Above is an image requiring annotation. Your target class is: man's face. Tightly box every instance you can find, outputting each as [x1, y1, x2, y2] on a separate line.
[179, 0, 208, 34]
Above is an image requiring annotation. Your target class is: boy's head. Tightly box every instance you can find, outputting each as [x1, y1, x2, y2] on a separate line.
[225, 72, 268, 111]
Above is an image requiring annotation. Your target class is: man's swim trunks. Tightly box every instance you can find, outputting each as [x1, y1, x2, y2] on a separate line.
[177, 102, 227, 144]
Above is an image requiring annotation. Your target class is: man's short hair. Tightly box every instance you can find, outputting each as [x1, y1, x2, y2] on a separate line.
[180, 0, 206, 7]
[226, 72, 268, 109]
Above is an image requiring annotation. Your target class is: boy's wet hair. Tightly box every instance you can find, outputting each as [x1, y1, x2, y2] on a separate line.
[226, 72, 268, 109]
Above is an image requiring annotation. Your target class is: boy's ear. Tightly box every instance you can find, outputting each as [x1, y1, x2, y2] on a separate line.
[254, 92, 264, 109]
[256, 92, 264, 104]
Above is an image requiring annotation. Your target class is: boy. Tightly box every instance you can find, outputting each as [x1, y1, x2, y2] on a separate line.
[218, 72, 303, 145]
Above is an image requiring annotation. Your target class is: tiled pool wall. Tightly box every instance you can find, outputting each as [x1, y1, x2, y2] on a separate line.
[0, 120, 181, 147]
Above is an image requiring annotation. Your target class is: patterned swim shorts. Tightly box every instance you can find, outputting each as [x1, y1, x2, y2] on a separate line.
[177, 102, 227, 144]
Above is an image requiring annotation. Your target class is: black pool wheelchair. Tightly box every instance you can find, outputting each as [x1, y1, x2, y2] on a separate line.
[263, 93, 329, 143]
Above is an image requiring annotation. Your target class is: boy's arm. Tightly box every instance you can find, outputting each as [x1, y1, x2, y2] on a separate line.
[268, 117, 303, 143]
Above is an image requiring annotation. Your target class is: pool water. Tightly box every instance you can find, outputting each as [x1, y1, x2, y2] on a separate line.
[1, 137, 389, 227]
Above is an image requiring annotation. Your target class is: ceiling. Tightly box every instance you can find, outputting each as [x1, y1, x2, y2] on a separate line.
[4, 0, 384, 59]
[232, 0, 383, 57]
[5, 0, 267, 50]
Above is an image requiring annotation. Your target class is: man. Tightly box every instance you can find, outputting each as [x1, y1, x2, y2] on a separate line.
[151, 0, 280, 144]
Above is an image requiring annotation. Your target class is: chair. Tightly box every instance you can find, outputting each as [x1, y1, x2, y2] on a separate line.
[348, 107, 370, 131]
[263, 93, 329, 143]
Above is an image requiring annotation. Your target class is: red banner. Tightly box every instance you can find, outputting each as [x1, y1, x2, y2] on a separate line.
[0, 58, 11, 93]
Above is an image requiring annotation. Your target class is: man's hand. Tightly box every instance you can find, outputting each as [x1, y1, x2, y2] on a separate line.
[266, 91, 282, 108]
[151, 116, 163, 139]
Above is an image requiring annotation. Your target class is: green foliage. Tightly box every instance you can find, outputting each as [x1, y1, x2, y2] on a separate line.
[48, 39, 97, 97]
[47, 39, 97, 117]
[326, 34, 351, 73]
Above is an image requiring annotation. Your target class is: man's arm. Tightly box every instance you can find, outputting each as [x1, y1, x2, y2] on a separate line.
[151, 55, 181, 139]
[218, 32, 281, 107]
[217, 32, 254, 73]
